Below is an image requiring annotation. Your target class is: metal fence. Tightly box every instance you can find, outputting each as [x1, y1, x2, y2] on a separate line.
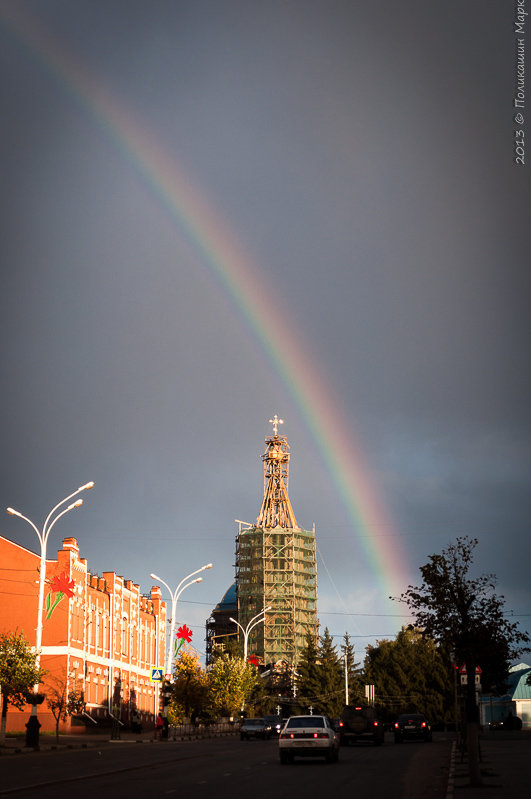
[168, 721, 239, 740]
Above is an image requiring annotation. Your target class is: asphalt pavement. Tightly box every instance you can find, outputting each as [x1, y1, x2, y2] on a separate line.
[1, 728, 529, 798]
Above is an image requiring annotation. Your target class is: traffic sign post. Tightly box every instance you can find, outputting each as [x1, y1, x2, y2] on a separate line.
[459, 665, 482, 687]
[150, 667, 164, 683]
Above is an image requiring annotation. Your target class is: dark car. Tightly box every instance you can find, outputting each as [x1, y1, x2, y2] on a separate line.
[394, 713, 432, 743]
[240, 717, 272, 740]
[263, 715, 284, 735]
[340, 705, 385, 746]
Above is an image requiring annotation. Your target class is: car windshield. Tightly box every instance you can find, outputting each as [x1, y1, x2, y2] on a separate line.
[287, 716, 325, 728]
[398, 714, 424, 722]
[245, 719, 264, 726]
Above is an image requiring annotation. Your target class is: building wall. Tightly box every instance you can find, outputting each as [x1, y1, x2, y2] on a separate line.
[0, 535, 166, 733]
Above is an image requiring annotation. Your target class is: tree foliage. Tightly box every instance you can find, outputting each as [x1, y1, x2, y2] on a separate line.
[296, 632, 322, 707]
[0, 630, 45, 742]
[317, 628, 344, 717]
[206, 653, 259, 717]
[396, 538, 529, 691]
[169, 646, 208, 723]
[340, 632, 364, 704]
[45, 672, 85, 742]
[296, 629, 345, 717]
[364, 627, 453, 722]
[395, 537, 529, 787]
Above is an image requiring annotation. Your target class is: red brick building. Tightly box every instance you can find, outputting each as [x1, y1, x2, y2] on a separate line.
[0, 535, 166, 733]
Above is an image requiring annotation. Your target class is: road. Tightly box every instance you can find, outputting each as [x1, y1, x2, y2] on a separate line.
[0, 733, 453, 799]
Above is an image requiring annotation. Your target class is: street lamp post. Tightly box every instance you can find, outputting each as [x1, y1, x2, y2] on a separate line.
[229, 607, 271, 662]
[7, 481, 94, 748]
[344, 652, 349, 705]
[150, 564, 213, 679]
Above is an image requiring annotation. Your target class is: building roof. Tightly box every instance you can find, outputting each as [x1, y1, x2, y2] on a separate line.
[215, 583, 237, 612]
[508, 663, 531, 700]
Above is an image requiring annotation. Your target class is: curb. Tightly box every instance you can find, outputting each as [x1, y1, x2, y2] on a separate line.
[445, 740, 456, 799]
[0, 730, 239, 756]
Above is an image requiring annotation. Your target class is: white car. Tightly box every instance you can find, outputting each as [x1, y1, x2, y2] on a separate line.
[279, 715, 340, 763]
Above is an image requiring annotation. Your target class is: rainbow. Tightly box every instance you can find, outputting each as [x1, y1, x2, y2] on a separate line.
[1, 5, 412, 600]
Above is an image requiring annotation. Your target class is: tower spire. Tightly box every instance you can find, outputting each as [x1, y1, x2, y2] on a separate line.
[256, 416, 298, 529]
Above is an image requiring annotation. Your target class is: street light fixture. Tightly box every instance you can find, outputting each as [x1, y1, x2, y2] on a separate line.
[229, 606, 272, 662]
[6, 481, 94, 747]
[150, 563, 213, 678]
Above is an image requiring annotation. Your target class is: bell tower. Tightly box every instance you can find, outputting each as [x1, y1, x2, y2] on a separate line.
[235, 416, 318, 669]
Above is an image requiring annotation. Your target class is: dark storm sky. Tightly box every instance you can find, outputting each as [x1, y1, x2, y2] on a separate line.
[1, 0, 529, 659]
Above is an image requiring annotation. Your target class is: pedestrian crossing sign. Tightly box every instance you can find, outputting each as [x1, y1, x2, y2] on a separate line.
[150, 667, 164, 682]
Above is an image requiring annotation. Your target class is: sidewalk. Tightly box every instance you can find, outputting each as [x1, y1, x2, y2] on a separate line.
[0, 724, 239, 755]
[0, 730, 151, 753]
[447, 730, 531, 799]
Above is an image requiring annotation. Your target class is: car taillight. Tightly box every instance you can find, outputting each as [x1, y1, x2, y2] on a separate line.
[312, 733, 328, 739]
[339, 721, 343, 728]
[373, 721, 379, 727]
[394, 722, 399, 729]
[421, 722, 426, 728]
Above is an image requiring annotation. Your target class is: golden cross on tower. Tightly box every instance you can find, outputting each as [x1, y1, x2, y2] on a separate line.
[269, 414, 284, 436]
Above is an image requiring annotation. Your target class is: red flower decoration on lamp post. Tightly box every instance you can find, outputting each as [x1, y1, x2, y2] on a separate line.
[174, 624, 193, 658]
[45, 572, 75, 619]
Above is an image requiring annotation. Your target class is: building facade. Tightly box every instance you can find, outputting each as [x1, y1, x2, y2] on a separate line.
[479, 663, 531, 729]
[0, 535, 166, 733]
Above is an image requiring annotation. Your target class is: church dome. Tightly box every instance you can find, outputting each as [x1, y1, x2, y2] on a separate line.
[215, 583, 237, 612]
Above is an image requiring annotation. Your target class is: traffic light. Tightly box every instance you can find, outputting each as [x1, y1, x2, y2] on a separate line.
[161, 680, 172, 707]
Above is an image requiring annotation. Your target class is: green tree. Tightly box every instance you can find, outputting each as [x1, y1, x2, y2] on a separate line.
[206, 654, 258, 718]
[340, 632, 364, 704]
[296, 629, 345, 716]
[170, 646, 208, 722]
[364, 627, 452, 723]
[316, 627, 344, 717]
[0, 631, 45, 743]
[45, 672, 85, 742]
[396, 537, 529, 787]
[295, 632, 322, 709]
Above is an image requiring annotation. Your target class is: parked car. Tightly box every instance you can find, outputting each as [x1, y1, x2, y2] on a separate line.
[489, 713, 522, 731]
[339, 705, 385, 746]
[240, 717, 272, 740]
[394, 713, 432, 743]
[279, 715, 340, 764]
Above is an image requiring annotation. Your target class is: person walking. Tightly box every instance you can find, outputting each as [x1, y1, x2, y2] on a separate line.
[155, 712, 164, 740]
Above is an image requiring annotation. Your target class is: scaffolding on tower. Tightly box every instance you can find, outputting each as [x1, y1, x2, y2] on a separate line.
[236, 416, 318, 670]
